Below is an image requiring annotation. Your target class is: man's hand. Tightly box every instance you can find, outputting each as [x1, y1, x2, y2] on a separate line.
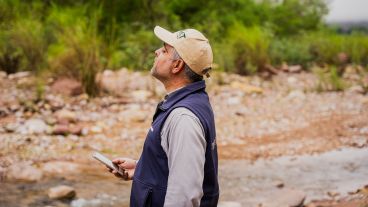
[107, 157, 136, 181]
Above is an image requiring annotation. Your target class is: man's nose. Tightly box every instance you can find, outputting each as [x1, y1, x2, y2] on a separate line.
[154, 49, 160, 57]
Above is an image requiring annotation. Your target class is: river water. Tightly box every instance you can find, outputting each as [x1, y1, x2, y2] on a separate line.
[1, 147, 367, 207]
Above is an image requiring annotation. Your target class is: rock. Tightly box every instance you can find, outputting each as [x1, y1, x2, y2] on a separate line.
[90, 126, 103, 134]
[51, 78, 83, 96]
[287, 77, 298, 85]
[231, 82, 263, 94]
[347, 85, 365, 94]
[48, 185, 76, 200]
[4, 123, 18, 133]
[0, 71, 7, 79]
[7, 162, 43, 182]
[0, 107, 10, 117]
[260, 188, 306, 207]
[360, 127, 368, 134]
[217, 201, 242, 207]
[327, 191, 340, 198]
[120, 110, 147, 123]
[17, 119, 49, 134]
[45, 94, 65, 110]
[42, 161, 81, 175]
[53, 124, 82, 135]
[286, 90, 306, 101]
[131, 90, 152, 102]
[96, 69, 124, 93]
[9, 104, 20, 111]
[8, 71, 31, 80]
[52, 125, 70, 135]
[0, 166, 6, 181]
[55, 110, 77, 123]
[45, 117, 57, 125]
[227, 97, 242, 105]
[350, 136, 367, 148]
[289, 65, 303, 73]
[273, 180, 285, 188]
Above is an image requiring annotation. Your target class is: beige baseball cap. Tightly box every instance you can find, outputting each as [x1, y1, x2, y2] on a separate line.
[154, 26, 213, 77]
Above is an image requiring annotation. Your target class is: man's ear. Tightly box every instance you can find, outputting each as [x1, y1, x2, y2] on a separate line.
[172, 59, 185, 74]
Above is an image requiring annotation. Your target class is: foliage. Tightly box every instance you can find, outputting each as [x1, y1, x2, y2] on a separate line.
[0, 0, 367, 95]
[313, 66, 346, 91]
[222, 23, 271, 75]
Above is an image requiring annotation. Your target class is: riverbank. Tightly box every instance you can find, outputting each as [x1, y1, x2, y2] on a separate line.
[0, 69, 367, 206]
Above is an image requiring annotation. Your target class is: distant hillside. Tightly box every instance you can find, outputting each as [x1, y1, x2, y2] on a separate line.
[327, 21, 368, 33]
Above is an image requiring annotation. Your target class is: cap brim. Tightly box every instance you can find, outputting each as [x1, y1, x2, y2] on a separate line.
[154, 26, 176, 46]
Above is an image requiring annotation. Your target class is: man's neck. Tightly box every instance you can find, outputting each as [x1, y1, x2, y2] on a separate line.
[164, 79, 190, 94]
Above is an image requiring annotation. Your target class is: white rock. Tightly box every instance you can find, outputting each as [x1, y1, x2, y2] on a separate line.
[17, 119, 49, 134]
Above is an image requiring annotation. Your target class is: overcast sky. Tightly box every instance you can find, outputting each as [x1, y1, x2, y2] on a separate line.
[326, 0, 368, 22]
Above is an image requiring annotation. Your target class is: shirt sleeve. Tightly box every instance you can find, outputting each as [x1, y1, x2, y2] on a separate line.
[161, 107, 206, 207]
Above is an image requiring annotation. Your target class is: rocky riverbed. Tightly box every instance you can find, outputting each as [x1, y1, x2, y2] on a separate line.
[0, 69, 368, 206]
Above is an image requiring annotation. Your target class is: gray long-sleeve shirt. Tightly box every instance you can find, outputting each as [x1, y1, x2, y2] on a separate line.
[160, 107, 206, 207]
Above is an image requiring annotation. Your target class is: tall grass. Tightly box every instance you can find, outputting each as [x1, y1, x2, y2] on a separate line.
[217, 22, 271, 75]
[46, 5, 103, 96]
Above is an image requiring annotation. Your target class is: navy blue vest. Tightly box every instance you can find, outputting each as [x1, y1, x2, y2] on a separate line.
[130, 80, 219, 207]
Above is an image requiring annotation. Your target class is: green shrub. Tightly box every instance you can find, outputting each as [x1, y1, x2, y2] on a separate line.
[308, 32, 368, 66]
[219, 23, 271, 75]
[314, 66, 346, 91]
[119, 28, 159, 71]
[269, 37, 313, 67]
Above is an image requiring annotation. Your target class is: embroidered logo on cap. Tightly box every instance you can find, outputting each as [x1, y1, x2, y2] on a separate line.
[176, 31, 186, 39]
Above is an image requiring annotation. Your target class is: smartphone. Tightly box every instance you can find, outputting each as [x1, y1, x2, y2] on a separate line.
[92, 152, 125, 176]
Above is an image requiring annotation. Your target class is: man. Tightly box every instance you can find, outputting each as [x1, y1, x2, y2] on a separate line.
[109, 26, 219, 207]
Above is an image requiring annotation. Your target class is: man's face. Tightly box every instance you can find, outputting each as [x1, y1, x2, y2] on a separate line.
[151, 43, 176, 82]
